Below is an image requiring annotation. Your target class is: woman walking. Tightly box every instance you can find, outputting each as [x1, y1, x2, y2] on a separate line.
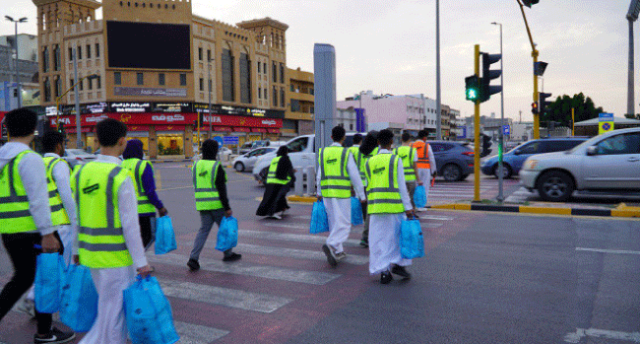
[257, 146, 295, 220]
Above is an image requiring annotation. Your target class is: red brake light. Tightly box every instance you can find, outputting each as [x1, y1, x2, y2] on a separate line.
[462, 151, 474, 156]
[76, 157, 82, 160]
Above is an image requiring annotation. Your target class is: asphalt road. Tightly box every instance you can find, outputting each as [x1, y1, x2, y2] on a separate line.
[1, 162, 639, 344]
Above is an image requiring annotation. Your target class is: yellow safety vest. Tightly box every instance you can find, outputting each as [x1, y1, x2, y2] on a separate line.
[72, 162, 133, 269]
[348, 146, 365, 183]
[393, 146, 416, 182]
[366, 153, 404, 214]
[121, 158, 156, 214]
[267, 157, 291, 185]
[0, 151, 39, 233]
[192, 160, 225, 211]
[318, 146, 351, 198]
[43, 157, 71, 226]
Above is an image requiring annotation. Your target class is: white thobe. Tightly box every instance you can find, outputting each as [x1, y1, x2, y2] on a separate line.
[369, 150, 414, 275]
[416, 141, 436, 205]
[79, 155, 148, 344]
[316, 143, 366, 254]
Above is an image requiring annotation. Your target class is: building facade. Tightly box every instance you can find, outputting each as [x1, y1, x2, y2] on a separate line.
[285, 67, 314, 137]
[0, 34, 39, 63]
[33, 0, 290, 158]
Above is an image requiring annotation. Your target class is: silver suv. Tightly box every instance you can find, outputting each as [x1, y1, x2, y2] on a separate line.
[519, 128, 640, 201]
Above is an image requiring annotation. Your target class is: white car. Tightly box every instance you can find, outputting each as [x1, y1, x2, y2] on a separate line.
[63, 149, 97, 168]
[519, 127, 640, 201]
[233, 147, 277, 172]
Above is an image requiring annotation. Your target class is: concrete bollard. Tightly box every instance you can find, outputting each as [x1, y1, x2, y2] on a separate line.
[294, 168, 304, 196]
[305, 166, 316, 196]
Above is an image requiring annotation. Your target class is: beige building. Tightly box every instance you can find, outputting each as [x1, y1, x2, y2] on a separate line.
[33, 0, 290, 158]
[285, 67, 314, 136]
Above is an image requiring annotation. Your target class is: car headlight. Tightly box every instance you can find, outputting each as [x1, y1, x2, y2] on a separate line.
[524, 159, 538, 170]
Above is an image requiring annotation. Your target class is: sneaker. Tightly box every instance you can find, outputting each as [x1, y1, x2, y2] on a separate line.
[359, 240, 369, 248]
[187, 259, 200, 272]
[272, 214, 282, 220]
[416, 207, 428, 212]
[16, 297, 36, 318]
[34, 327, 75, 344]
[380, 271, 393, 284]
[222, 253, 242, 262]
[322, 244, 338, 267]
[391, 265, 412, 279]
[335, 252, 347, 262]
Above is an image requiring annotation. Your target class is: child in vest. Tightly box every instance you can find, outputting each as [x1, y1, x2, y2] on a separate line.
[73, 119, 152, 344]
[365, 129, 415, 284]
[412, 130, 436, 210]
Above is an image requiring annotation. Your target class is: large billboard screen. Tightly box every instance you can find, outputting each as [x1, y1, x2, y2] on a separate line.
[107, 21, 191, 70]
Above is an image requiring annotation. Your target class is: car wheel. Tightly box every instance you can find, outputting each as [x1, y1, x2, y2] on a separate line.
[493, 164, 512, 179]
[234, 162, 245, 172]
[442, 164, 462, 182]
[537, 171, 574, 202]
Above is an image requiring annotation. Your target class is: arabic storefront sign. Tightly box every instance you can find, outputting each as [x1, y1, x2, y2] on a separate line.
[153, 102, 193, 113]
[202, 114, 282, 128]
[113, 87, 187, 98]
[49, 114, 109, 127]
[50, 113, 284, 129]
[109, 102, 152, 113]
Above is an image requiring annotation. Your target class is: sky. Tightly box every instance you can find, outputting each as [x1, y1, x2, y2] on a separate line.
[0, 0, 634, 122]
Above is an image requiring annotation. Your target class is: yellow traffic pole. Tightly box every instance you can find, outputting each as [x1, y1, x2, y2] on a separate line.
[532, 51, 540, 139]
[474, 44, 481, 202]
[572, 108, 575, 136]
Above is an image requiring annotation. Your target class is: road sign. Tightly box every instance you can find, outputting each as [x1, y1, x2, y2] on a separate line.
[213, 136, 224, 145]
[458, 126, 467, 139]
[598, 113, 614, 134]
[223, 136, 239, 145]
[502, 125, 510, 136]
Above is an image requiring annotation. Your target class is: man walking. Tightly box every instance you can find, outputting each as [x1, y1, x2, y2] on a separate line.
[316, 126, 366, 267]
[187, 139, 240, 272]
[0, 109, 75, 343]
[393, 132, 421, 210]
[412, 130, 436, 210]
[73, 119, 152, 344]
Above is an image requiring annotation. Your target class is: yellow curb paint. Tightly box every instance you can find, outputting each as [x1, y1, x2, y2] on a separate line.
[287, 196, 316, 204]
[611, 209, 640, 218]
[519, 206, 572, 215]
[454, 204, 472, 211]
[430, 204, 456, 210]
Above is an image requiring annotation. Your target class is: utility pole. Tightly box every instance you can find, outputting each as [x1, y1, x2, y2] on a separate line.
[473, 45, 481, 202]
[492, 22, 505, 203]
[516, 0, 540, 139]
[435, 0, 442, 140]
[5, 16, 27, 109]
[627, 0, 640, 117]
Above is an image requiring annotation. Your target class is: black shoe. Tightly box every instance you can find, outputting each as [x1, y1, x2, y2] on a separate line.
[222, 253, 242, 262]
[34, 327, 75, 344]
[359, 240, 369, 248]
[380, 271, 393, 284]
[322, 244, 338, 267]
[391, 265, 412, 279]
[187, 259, 200, 272]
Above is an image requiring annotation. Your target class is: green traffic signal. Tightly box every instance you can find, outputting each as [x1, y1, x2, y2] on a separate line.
[522, 0, 540, 8]
[465, 75, 480, 101]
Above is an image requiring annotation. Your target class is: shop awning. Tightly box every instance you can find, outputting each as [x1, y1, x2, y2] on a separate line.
[214, 126, 232, 132]
[234, 127, 251, 133]
[267, 129, 280, 134]
[252, 128, 267, 133]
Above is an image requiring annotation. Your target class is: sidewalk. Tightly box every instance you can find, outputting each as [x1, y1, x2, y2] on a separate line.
[431, 201, 640, 218]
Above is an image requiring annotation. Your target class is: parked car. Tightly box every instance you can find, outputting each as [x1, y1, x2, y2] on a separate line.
[63, 149, 97, 168]
[519, 128, 640, 201]
[481, 137, 588, 179]
[233, 147, 277, 172]
[427, 141, 475, 182]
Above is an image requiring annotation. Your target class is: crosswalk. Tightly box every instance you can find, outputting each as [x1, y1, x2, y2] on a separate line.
[428, 178, 521, 204]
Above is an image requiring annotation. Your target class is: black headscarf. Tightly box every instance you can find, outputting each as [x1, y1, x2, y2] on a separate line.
[360, 131, 379, 156]
[277, 146, 289, 157]
[275, 146, 294, 181]
[202, 139, 219, 160]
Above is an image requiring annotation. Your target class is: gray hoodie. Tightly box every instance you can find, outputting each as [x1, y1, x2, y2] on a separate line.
[0, 142, 54, 236]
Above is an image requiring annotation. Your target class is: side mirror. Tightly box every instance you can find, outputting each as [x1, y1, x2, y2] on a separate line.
[514, 149, 522, 155]
[587, 146, 597, 156]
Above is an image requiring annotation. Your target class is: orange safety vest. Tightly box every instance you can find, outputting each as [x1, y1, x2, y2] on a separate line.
[412, 141, 431, 169]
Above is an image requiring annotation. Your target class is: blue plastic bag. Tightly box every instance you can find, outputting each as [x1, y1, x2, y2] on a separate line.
[310, 200, 329, 234]
[215, 216, 238, 252]
[414, 185, 427, 209]
[400, 217, 425, 259]
[155, 216, 177, 255]
[35, 253, 65, 313]
[59, 264, 98, 332]
[124, 276, 180, 344]
[351, 197, 364, 226]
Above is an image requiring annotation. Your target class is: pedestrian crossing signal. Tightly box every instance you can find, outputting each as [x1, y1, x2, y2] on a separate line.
[465, 75, 480, 102]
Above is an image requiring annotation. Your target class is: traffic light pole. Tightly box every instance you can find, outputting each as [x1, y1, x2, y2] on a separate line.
[494, 22, 505, 203]
[517, 0, 540, 139]
[474, 44, 481, 202]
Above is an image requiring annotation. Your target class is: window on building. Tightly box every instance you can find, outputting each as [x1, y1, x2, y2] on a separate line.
[55, 77, 61, 97]
[86, 44, 91, 59]
[279, 63, 284, 84]
[311, 106, 314, 114]
[291, 99, 300, 112]
[44, 78, 51, 102]
[68, 47, 73, 61]
[272, 86, 277, 106]
[77, 46, 82, 59]
[350, 123, 354, 131]
[272, 62, 277, 83]
[290, 85, 294, 92]
[79, 78, 83, 91]
[88, 77, 92, 90]
[263, 62, 267, 75]
[42, 47, 49, 73]
[96, 76, 101, 89]
[258, 88, 262, 99]
[70, 78, 74, 88]
[158, 73, 165, 86]
[53, 45, 60, 71]
[199, 78, 204, 91]
[239, 53, 251, 103]
[280, 88, 285, 108]
[137, 73, 143, 85]
[310, 88, 314, 95]
[114, 72, 122, 85]
[95, 43, 100, 58]
[257, 61, 261, 73]
[198, 47, 203, 61]
[264, 88, 268, 101]
[180, 73, 187, 86]
[221, 49, 235, 102]
[207, 49, 211, 61]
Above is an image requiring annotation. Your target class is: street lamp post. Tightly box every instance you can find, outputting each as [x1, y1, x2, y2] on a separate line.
[492, 22, 505, 203]
[627, 0, 640, 117]
[55, 72, 98, 145]
[5, 16, 27, 109]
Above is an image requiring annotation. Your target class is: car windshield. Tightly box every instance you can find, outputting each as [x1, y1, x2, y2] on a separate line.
[67, 149, 92, 156]
[568, 136, 602, 153]
[506, 142, 529, 154]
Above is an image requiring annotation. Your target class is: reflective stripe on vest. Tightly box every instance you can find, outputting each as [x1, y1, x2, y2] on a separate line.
[413, 141, 431, 169]
[121, 159, 156, 214]
[267, 156, 291, 185]
[365, 154, 405, 214]
[318, 147, 351, 198]
[73, 162, 133, 269]
[0, 151, 37, 233]
[393, 146, 416, 182]
[192, 160, 224, 211]
[43, 157, 71, 226]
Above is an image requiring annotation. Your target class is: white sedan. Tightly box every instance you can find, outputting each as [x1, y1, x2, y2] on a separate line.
[63, 149, 97, 168]
[233, 147, 277, 172]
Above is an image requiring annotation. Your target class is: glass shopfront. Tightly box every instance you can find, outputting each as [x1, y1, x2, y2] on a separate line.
[157, 132, 184, 156]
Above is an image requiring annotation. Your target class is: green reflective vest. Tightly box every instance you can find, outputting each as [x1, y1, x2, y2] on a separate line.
[318, 146, 351, 199]
[121, 158, 156, 214]
[0, 151, 39, 234]
[358, 147, 379, 185]
[348, 146, 365, 183]
[366, 153, 405, 214]
[192, 160, 225, 211]
[43, 157, 71, 226]
[267, 157, 291, 185]
[72, 162, 133, 269]
[393, 146, 417, 182]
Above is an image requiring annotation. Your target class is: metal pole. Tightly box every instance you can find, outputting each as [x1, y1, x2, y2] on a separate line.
[533, 51, 540, 139]
[628, 19, 635, 117]
[14, 22, 21, 109]
[435, 0, 442, 140]
[473, 44, 481, 202]
[73, 47, 81, 148]
[497, 23, 505, 203]
[208, 58, 212, 136]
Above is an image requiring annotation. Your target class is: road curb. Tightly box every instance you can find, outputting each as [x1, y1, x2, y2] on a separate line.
[429, 203, 640, 218]
[287, 195, 316, 204]
[151, 159, 191, 164]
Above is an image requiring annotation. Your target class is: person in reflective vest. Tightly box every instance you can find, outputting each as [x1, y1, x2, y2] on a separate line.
[122, 139, 168, 252]
[411, 130, 437, 211]
[393, 132, 422, 211]
[72, 119, 152, 344]
[316, 126, 366, 267]
[188, 139, 240, 272]
[357, 131, 379, 248]
[257, 146, 295, 219]
[365, 129, 415, 284]
[0, 109, 75, 344]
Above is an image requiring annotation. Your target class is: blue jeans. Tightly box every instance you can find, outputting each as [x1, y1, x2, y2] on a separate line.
[189, 210, 232, 261]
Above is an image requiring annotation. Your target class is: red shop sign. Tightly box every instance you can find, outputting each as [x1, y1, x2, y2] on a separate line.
[155, 125, 186, 131]
[204, 114, 282, 128]
[234, 127, 251, 133]
[252, 128, 267, 133]
[213, 126, 233, 132]
[267, 129, 280, 134]
[113, 113, 196, 125]
[49, 114, 110, 128]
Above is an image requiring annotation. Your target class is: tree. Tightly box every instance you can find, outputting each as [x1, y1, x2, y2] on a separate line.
[625, 113, 640, 120]
[541, 92, 605, 127]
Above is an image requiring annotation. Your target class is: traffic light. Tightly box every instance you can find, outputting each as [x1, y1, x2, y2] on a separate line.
[481, 134, 492, 157]
[522, 0, 540, 8]
[539, 92, 553, 117]
[531, 102, 539, 114]
[465, 75, 480, 101]
[480, 53, 502, 103]
[194, 112, 204, 128]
